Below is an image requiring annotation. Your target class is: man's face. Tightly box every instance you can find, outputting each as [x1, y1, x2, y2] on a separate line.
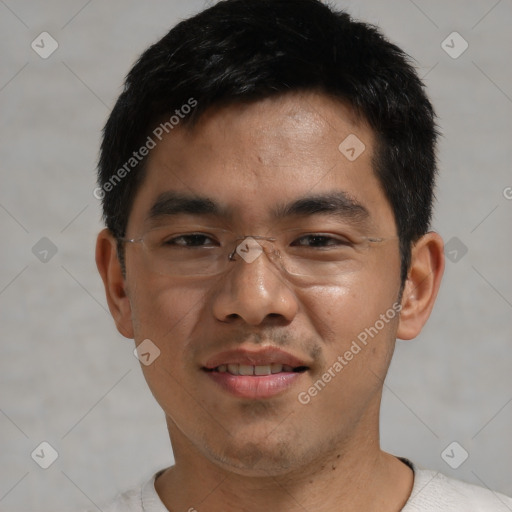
[122, 92, 403, 476]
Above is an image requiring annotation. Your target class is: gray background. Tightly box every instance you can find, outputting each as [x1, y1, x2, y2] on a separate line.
[0, 1, 511, 511]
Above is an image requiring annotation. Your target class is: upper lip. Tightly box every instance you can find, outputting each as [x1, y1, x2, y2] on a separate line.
[203, 347, 310, 370]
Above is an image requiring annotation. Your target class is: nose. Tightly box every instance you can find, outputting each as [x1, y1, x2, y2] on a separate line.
[211, 240, 299, 326]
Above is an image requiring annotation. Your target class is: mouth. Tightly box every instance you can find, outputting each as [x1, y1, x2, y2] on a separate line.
[204, 364, 309, 376]
[202, 347, 310, 399]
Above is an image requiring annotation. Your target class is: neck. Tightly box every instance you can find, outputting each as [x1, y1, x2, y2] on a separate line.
[154, 414, 413, 512]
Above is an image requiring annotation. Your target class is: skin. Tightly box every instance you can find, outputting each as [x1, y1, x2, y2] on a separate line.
[96, 91, 444, 512]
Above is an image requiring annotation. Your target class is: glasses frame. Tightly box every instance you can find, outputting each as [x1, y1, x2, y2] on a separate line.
[117, 226, 397, 280]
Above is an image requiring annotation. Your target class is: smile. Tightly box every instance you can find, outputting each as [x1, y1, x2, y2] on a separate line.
[205, 363, 309, 376]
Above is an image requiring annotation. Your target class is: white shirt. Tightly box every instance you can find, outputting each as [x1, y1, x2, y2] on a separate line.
[90, 460, 512, 511]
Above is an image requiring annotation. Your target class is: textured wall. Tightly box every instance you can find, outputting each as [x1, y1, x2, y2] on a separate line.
[0, 1, 511, 510]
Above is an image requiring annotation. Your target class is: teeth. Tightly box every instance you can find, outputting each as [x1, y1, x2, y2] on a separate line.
[227, 364, 239, 374]
[238, 364, 254, 376]
[271, 364, 283, 374]
[216, 363, 295, 375]
[254, 365, 271, 375]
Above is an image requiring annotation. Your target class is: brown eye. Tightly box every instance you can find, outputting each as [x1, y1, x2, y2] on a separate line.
[292, 234, 351, 248]
[164, 234, 216, 247]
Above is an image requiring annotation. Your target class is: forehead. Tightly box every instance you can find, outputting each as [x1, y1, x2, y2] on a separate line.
[127, 91, 395, 233]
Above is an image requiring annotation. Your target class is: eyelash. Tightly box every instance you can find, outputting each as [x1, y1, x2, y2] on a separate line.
[292, 234, 351, 247]
[163, 233, 352, 248]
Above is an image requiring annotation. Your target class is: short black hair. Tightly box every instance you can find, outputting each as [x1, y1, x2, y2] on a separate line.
[98, 0, 438, 286]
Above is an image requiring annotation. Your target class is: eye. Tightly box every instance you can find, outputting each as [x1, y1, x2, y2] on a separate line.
[163, 233, 218, 247]
[292, 234, 352, 248]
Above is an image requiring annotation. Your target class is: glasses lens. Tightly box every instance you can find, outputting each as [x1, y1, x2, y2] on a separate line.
[141, 227, 227, 276]
[279, 235, 373, 277]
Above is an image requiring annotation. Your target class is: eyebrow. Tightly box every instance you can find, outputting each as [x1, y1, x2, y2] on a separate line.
[146, 191, 370, 225]
[271, 192, 370, 223]
[147, 192, 224, 221]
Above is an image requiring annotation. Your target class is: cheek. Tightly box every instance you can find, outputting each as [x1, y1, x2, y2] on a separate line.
[295, 280, 399, 425]
[129, 275, 207, 347]
[299, 271, 398, 343]
[298, 272, 400, 383]
[129, 279, 209, 414]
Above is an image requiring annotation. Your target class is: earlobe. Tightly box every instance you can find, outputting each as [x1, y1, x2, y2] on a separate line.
[396, 232, 445, 340]
[95, 228, 134, 339]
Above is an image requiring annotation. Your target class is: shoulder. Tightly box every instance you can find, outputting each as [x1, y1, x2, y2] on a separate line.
[99, 487, 142, 512]
[78, 469, 168, 512]
[403, 464, 512, 511]
[78, 486, 142, 512]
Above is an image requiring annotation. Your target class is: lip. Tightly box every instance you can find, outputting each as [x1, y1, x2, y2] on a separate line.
[205, 370, 305, 399]
[202, 347, 310, 399]
[203, 347, 309, 369]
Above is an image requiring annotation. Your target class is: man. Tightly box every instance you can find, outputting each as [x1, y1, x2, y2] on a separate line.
[94, 0, 512, 510]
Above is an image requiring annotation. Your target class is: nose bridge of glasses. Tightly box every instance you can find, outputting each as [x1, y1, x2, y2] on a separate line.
[229, 235, 280, 267]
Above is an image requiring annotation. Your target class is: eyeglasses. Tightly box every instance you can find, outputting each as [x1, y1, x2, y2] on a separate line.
[119, 224, 397, 283]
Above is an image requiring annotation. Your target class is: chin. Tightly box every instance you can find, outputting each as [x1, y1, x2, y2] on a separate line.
[205, 440, 301, 477]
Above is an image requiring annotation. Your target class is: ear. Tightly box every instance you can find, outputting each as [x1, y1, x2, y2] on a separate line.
[397, 232, 445, 340]
[95, 228, 134, 339]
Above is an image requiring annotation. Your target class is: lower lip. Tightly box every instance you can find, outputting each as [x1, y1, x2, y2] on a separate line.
[205, 370, 305, 399]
